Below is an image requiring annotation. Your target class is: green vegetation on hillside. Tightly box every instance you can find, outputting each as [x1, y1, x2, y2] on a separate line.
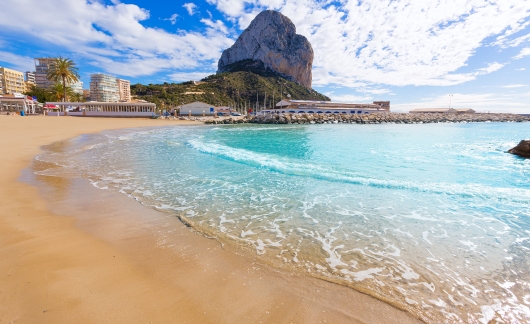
[131, 70, 330, 110]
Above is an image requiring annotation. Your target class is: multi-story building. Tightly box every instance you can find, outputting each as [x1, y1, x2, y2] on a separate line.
[116, 78, 131, 102]
[25, 71, 36, 84]
[69, 81, 84, 94]
[34, 58, 55, 89]
[373, 101, 390, 111]
[24, 71, 36, 93]
[0, 67, 25, 94]
[90, 73, 119, 102]
[83, 89, 91, 101]
[0, 69, 4, 94]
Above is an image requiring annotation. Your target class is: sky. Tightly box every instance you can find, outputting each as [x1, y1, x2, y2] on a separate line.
[0, 0, 529, 113]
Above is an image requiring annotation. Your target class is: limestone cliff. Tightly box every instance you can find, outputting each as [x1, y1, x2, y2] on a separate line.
[218, 10, 313, 88]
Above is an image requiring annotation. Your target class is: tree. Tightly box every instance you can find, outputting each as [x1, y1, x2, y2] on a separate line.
[47, 57, 80, 104]
[25, 85, 49, 103]
[48, 82, 74, 102]
[70, 92, 85, 102]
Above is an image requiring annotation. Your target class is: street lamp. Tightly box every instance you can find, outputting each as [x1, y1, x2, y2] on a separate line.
[449, 94, 453, 109]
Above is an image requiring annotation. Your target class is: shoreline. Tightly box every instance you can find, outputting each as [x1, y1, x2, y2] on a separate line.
[0, 116, 421, 323]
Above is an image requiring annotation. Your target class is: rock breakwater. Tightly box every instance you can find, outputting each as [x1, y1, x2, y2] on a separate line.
[508, 140, 530, 158]
[203, 113, 530, 125]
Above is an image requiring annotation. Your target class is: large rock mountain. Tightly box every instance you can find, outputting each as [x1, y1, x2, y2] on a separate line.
[218, 10, 313, 88]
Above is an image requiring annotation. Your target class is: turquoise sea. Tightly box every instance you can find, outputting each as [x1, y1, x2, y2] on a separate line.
[37, 122, 530, 323]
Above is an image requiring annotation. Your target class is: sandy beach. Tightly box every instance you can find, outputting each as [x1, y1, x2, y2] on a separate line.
[0, 115, 422, 324]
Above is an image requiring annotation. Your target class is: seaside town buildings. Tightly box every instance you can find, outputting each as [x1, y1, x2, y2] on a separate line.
[90, 73, 119, 102]
[34, 58, 55, 89]
[0, 67, 25, 95]
[270, 99, 390, 114]
[373, 101, 390, 111]
[179, 101, 215, 116]
[25, 71, 36, 84]
[117, 78, 131, 102]
[69, 81, 84, 94]
[90, 73, 131, 102]
[24, 71, 36, 92]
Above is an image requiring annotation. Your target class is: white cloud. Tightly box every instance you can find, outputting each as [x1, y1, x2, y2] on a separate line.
[208, 0, 530, 87]
[183, 3, 198, 16]
[164, 13, 178, 25]
[0, 51, 35, 72]
[393, 92, 530, 114]
[513, 47, 530, 59]
[516, 68, 526, 71]
[503, 84, 528, 88]
[357, 88, 392, 95]
[200, 19, 229, 34]
[0, 0, 234, 78]
[474, 62, 505, 75]
[325, 93, 374, 103]
[0, 0, 529, 90]
[169, 71, 214, 81]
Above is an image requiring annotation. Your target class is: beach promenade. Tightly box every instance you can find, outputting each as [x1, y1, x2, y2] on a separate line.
[0, 115, 421, 324]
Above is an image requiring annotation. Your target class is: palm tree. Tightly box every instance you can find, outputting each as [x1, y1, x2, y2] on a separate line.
[70, 92, 85, 103]
[48, 82, 74, 102]
[47, 57, 80, 106]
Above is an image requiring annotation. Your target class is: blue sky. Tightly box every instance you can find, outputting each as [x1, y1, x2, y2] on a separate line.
[0, 0, 529, 112]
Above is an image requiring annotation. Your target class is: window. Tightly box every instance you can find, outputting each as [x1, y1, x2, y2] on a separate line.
[317, 111, 323, 113]
[325, 111, 331, 114]
[308, 111, 314, 113]
[298, 111, 304, 113]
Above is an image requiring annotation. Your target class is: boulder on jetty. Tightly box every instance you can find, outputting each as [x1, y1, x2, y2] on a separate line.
[203, 113, 530, 125]
[217, 10, 313, 88]
[508, 140, 530, 158]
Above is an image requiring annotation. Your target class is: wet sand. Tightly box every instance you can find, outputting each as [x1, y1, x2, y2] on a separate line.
[0, 115, 423, 323]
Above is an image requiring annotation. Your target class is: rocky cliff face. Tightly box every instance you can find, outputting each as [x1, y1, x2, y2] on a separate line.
[218, 10, 313, 88]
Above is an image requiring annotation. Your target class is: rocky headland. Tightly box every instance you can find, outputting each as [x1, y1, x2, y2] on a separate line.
[202, 113, 530, 125]
[218, 10, 313, 88]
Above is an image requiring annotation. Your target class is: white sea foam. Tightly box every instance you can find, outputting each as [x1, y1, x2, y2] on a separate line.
[187, 139, 530, 203]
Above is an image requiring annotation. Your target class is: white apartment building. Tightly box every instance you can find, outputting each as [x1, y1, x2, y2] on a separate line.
[90, 73, 119, 102]
[25, 71, 36, 84]
[25, 71, 36, 92]
[69, 81, 84, 94]
[34, 58, 55, 89]
[116, 78, 131, 102]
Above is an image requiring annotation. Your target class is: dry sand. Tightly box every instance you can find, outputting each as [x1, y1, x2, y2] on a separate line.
[0, 115, 423, 324]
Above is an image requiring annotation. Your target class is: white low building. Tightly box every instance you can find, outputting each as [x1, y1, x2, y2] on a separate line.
[179, 101, 215, 116]
[0, 95, 37, 114]
[45, 101, 156, 117]
[260, 99, 389, 115]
